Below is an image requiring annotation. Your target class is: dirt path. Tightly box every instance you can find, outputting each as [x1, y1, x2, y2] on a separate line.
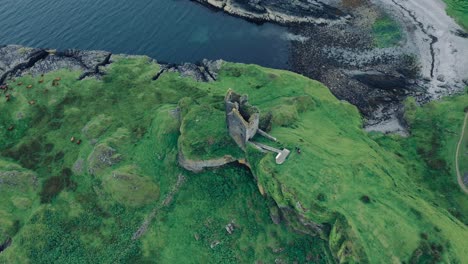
[455, 113, 468, 194]
[131, 174, 186, 240]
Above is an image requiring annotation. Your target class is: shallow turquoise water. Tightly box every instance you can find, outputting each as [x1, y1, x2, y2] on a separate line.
[0, 0, 290, 68]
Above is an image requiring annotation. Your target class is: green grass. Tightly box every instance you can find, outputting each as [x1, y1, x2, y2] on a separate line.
[372, 15, 402, 48]
[444, 0, 468, 30]
[0, 58, 333, 263]
[179, 104, 243, 160]
[216, 64, 468, 262]
[459, 111, 468, 183]
[139, 165, 331, 263]
[0, 57, 466, 263]
[403, 90, 468, 191]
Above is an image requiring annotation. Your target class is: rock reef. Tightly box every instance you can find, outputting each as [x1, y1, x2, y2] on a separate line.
[0, 45, 223, 86]
[0, 45, 111, 82]
[193, 0, 350, 25]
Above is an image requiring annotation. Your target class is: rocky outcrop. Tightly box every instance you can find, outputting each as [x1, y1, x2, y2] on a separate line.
[87, 143, 122, 175]
[82, 114, 113, 142]
[1, 45, 224, 87]
[154, 59, 223, 82]
[0, 45, 111, 84]
[178, 150, 237, 172]
[0, 169, 38, 191]
[193, 0, 349, 25]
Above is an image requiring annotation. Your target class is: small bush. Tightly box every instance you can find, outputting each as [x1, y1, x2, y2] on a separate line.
[360, 195, 371, 204]
[317, 193, 327, 202]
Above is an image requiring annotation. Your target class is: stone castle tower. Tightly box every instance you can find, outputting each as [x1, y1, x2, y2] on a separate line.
[225, 89, 259, 150]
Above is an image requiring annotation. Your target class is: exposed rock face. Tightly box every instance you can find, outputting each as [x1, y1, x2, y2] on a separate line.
[0, 169, 38, 190]
[277, 206, 325, 236]
[1, 45, 224, 88]
[0, 46, 49, 84]
[177, 151, 237, 172]
[201, 59, 223, 80]
[0, 45, 111, 84]
[193, 0, 349, 25]
[87, 144, 122, 175]
[82, 114, 113, 142]
[153, 59, 223, 82]
[72, 159, 85, 175]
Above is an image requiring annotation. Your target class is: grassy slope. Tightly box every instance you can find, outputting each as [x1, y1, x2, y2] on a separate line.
[444, 0, 468, 30]
[0, 57, 332, 263]
[0, 57, 466, 263]
[459, 113, 468, 185]
[225, 65, 467, 263]
[178, 104, 244, 160]
[405, 93, 468, 212]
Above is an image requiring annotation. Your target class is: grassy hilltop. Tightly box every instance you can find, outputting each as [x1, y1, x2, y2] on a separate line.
[0, 56, 467, 263]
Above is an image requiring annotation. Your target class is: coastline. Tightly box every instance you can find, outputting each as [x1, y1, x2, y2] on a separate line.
[193, 0, 468, 134]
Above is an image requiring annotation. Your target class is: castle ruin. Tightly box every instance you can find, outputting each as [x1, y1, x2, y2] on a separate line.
[225, 89, 260, 150]
[225, 89, 290, 165]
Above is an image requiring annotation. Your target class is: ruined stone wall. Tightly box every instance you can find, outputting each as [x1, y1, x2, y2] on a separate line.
[178, 150, 236, 173]
[245, 113, 259, 141]
[225, 89, 259, 150]
[227, 109, 249, 149]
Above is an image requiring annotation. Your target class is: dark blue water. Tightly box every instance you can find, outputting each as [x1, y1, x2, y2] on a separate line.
[0, 0, 291, 68]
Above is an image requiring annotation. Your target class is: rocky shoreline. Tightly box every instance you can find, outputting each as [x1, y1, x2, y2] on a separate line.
[2, 1, 467, 134]
[0, 43, 408, 134]
[0, 46, 112, 83]
[2, 0, 467, 135]
[194, 0, 468, 134]
[0, 45, 225, 86]
[192, 0, 350, 25]
[0, 42, 445, 137]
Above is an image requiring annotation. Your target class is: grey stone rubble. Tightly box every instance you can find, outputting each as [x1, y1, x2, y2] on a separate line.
[225, 221, 236, 234]
[210, 240, 220, 249]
